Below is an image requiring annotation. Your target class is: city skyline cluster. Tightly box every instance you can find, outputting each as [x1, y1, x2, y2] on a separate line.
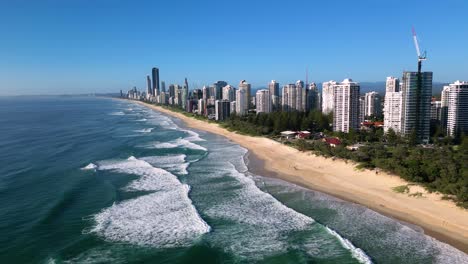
[124, 64, 468, 142]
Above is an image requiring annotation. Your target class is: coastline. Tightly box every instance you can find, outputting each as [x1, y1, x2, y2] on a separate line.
[131, 100, 468, 254]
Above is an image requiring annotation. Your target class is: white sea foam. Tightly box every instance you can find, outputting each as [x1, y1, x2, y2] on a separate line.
[182, 129, 205, 142]
[81, 163, 98, 170]
[109, 111, 125, 116]
[325, 226, 373, 264]
[133, 128, 154, 133]
[135, 118, 147, 122]
[90, 156, 210, 247]
[141, 155, 189, 175]
[151, 138, 207, 151]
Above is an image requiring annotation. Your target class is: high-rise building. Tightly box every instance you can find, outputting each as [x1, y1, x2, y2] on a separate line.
[198, 99, 205, 115]
[146, 75, 152, 98]
[296, 80, 304, 112]
[235, 88, 248, 115]
[282, 84, 297, 112]
[305, 82, 319, 111]
[440, 86, 450, 133]
[169, 84, 175, 98]
[152, 67, 160, 95]
[230, 101, 236, 114]
[430, 99, 442, 121]
[401, 71, 433, 143]
[202, 85, 210, 101]
[161, 81, 166, 93]
[333, 79, 360, 132]
[215, 100, 231, 121]
[214, 81, 228, 100]
[256, 89, 271, 113]
[222, 85, 236, 102]
[269, 80, 280, 110]
[182, 78, 189, 109]
[322, 81, 337, 114]
[359, 95, 366, 124]
[364, 91, 382, 118]
[445, 80, 468, 137]
[239, 80, 251, 109]
[384, 77, 402, 133]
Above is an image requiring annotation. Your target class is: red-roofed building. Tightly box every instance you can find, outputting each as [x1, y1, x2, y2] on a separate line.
[323, 137, 342, 147]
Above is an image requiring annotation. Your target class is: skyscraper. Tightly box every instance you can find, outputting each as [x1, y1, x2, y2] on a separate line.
[282, 84, 297, 112]
[202, 85, 210, 101]
[169, 84, 175, 99]
[445, 80, 468, 137]
[364, 91, 382, 118]
[215, 100, 231, 121]
[401, 71, 433, 143]
[239, 80, 251, 109]
[222, 85, 236, 102]
[152, 67, 160, 96]
[295, 80, 304, 112]
[269, 80, 280, 110]
[384, 77, 403, 133]
[161, 81, 166, 93]
[305, 82, 319, 111]
[146, 75, 152, 97]
[214, 81, 228, 100]
[322, 81, 337, 114]
[235, 88, 248, 115]
[256, 89, 271, 113]
[333, 79, 360, 132]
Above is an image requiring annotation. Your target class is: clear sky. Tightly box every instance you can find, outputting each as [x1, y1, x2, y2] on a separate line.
[0, 0, 467, 95]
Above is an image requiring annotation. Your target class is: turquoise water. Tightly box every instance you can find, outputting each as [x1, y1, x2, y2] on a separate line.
[0, 96, 466, 263]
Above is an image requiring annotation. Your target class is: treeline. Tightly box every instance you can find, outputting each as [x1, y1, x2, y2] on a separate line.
[222, 110, 332, 136]
[220, 110, 468, 208]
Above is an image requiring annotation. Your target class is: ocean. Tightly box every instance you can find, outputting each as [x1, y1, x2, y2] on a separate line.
[0, 96, 466, 264]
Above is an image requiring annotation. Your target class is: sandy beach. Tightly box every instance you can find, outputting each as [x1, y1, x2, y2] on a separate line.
[134, 100, 468, 254]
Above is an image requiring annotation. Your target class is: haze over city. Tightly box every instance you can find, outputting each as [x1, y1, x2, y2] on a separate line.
[1, 0, 467, 95]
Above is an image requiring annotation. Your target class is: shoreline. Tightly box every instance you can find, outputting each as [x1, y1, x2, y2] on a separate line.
[130, 100, 468, 254]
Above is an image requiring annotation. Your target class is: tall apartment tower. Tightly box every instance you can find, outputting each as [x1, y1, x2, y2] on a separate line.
[333, 79, 360, 132]
[384, 77, 403, 133]
[214, 81, 228, 100]
[445, 81, 468, 137]
[222, 85, 236, 102]
[146, 75, 152, 97]
[152, 67, 160, 96]
[282, 84, 297, 112]
[161, 81, 166, 93]
[401, 71, 433, 143]
[239, 80, 251, 109]
[364, 91, 382, 118]
[295, 80, 304, 112]
[269, 80, 280, 110]
[215, 99, 231, 121]
[440, 86, 450, 133]
[256, 89, 271, 113]
[235, 88, 248, 115]
[322, 81, 337, 114]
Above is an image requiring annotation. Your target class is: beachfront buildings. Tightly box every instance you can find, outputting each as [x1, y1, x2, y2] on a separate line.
[364, 91, 382, 118]
[214, 81, 228, 100]
[384, 77, 402, 133]
[282, 84, 297, 112]
[400, 71, 433, 143]
[222, 85, 236, 102]
[256, 89, 272, 113]
[332, 79, 360, 132]
[239, 80, 251, 108]
[152, 67, 160, 96]
[269, 80, 280, 110]
[236, 88, 248, 115]
[322, 81, 337, 114]
[215, 100, 231, 121]
[444, 81, 468, 137]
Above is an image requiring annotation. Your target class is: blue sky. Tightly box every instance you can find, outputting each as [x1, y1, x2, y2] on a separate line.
[0, 0, 467, 95]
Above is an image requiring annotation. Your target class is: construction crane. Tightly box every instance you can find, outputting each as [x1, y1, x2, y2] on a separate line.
[412, 27, 427, 73]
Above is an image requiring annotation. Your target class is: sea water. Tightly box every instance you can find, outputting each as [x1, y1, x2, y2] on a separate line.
[0, 96, 466, 264]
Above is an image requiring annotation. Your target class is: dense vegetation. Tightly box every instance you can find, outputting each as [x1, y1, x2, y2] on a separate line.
[149, 101, 468, 208]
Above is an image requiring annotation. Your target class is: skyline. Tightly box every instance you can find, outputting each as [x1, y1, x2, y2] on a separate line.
[1, 0, 468, 95]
